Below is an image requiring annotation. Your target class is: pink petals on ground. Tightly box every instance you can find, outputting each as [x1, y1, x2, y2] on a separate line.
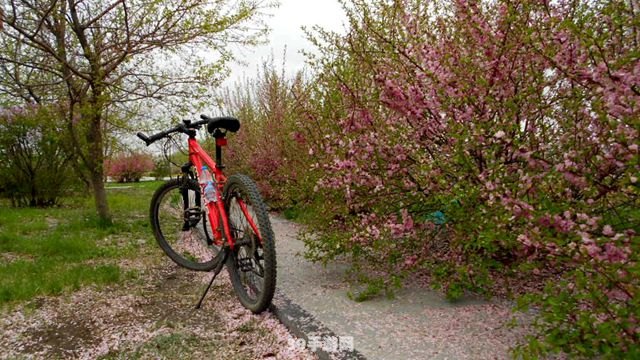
[0, 259, 315, 360]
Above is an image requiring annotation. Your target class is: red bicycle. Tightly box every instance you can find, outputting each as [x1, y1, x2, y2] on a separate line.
[137, 115, 276, 313]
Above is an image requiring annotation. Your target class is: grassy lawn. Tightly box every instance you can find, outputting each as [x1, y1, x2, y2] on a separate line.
[0, 181, 162, 307]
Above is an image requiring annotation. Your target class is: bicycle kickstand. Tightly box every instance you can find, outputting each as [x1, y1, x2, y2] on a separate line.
[195, 247, 229, 309]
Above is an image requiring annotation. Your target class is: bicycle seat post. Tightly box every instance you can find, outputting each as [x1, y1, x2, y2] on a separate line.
[212, 129, 226, 170]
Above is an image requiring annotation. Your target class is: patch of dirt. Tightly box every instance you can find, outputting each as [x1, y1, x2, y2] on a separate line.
[0, 252, 34, 264]
[0, 254, 315, 360]
[26, 316, 98, 355]
[45, 216, 59, 229]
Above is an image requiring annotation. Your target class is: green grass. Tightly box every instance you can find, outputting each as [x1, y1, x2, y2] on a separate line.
[281, 201, 325, 224]
[0, 181, 163, 307]
[0, 261, 121, 303]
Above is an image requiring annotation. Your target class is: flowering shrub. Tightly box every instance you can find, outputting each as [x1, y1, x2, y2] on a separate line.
[218, 60, 314, 209]
[297, 0, 638, 357]
[0, 104, 78, 206]
[105, 153, 154, 183]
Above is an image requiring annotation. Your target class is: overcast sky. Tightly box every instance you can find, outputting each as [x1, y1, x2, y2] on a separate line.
[225, 0, 347, 84]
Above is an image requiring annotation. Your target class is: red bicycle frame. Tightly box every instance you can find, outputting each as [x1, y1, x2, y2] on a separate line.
[187, 137, 262, 249]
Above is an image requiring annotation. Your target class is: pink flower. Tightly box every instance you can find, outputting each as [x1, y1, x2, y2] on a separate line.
[607, 288, 631, 302]
[494, 130, 506, 139]
[602, 225, 615, 237]
[584, 243, 602, 259]
[517, 234, 532, 247]
[563, 172, 587, 189]
[553, 215, 575, 233]
[603, 243, 628, 263]
[538, 215, 552, 228]
[367, 225, 381, 239]
[292, 132, 306, 144]
[401, 209, 414, 232]
[404, 255, 418, 266]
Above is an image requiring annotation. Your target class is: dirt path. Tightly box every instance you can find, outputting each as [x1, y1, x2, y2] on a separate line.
[0, 253, 315, 359]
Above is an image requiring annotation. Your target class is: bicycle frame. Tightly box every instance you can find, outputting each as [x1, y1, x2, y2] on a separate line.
[187, 137, 262, 250]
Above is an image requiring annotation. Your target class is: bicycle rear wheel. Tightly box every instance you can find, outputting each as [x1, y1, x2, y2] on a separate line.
[150, 178, 221, 271]
[224, 174, 276, 313]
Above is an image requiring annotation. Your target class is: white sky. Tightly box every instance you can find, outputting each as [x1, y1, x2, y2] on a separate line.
[224, 0, 347, 85]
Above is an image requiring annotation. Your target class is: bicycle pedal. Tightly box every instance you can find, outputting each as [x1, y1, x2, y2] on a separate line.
[184, 207, 202, 227]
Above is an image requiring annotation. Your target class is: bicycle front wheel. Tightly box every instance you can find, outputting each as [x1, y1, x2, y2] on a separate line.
[224, 174, 276, 313]
[150, 178, 221, 271]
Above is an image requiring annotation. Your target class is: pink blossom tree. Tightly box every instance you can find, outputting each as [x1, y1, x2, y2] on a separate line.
[300, 0, 638, 356]
[105, 153, 155, 183]
[218, 58, 312, 209]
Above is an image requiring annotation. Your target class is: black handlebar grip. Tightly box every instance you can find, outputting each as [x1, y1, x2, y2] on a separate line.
[136, 132, 152, 146]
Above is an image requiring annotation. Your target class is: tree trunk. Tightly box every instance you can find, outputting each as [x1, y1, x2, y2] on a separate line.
[86, 98, 111, 224]
[90, 168, 110, 224]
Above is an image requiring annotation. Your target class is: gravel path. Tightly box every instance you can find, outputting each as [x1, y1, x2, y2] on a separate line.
[272, 215, 534, 359]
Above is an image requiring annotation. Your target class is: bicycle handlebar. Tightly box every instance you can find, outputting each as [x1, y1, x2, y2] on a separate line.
[137, 117, 210, 146]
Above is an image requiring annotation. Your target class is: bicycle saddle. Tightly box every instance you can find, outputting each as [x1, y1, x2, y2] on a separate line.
[201, 115, 241, 133]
